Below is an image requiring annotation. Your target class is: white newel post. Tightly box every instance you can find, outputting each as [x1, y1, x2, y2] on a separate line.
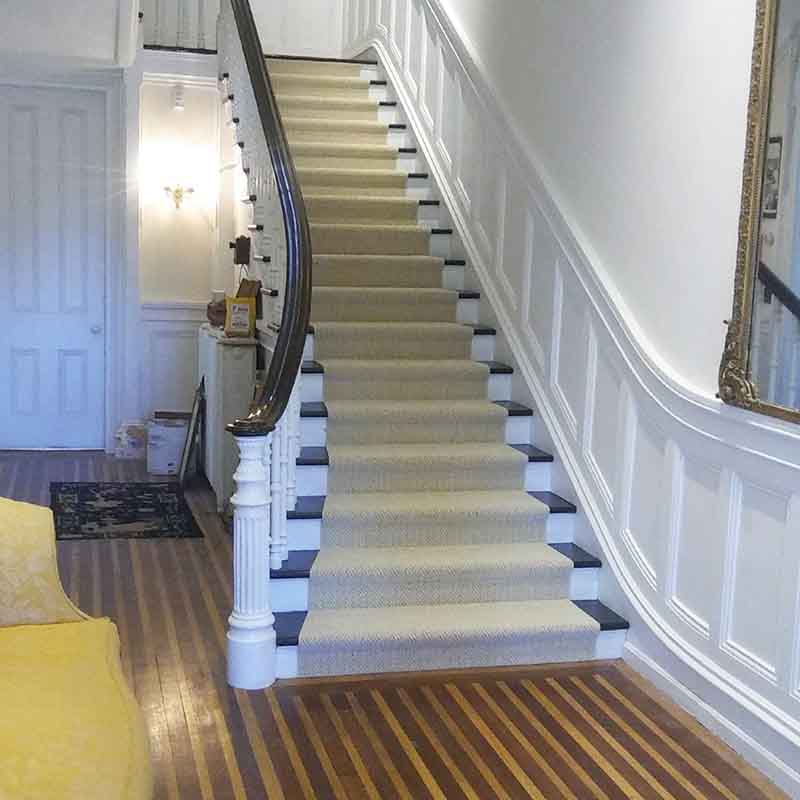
[227, 434, 277, 689]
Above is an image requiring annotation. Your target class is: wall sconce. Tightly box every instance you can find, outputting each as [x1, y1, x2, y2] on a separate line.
[164, 184, 194, 209]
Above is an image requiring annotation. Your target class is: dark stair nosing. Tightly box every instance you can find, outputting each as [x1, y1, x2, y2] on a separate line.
[549, 543, 602, 569]
[494, 400, 533, 417]
[266, 53, 378, 66]
[398, 147, 417, 154]
[528, 491, 577, 514]
[275, 611, 307, 646]
[379, 101, 398, 107]
[297, 447, 329, 466]
[289, 492, 576, 519]
[300, 399, 531, 419]
[459, 290, 480, 300]
[510, 444, 553, 462]
[408, 172, 430, 179]
[302, 359, 510, 376]
[573, 600, 630, 631]
[270, 550, 318, 579]
[371, 79, 389, 86]
[388, 123, 407, 130]
[419, 199, 441, 207]
[445, 259, 467, 266]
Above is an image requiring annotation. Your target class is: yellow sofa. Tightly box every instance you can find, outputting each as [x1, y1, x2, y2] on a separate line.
[0, 497, 152, 800]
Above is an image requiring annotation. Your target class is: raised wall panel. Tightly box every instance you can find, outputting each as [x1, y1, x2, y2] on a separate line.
[58, 109, 90, 315]
[9, 107, 40, 314]
[624, 415, 668, 589]
[391, 0, 406, 62]
[151, 330, 199, 413]
[723, 481, 789, 684]
[552, 267, 587, 438]
[669, 456, 723, 639]
[475, 136, 502, 265]
[455, 79, 481, 212]
[436, 54, 458, 172]
[10, 349, 40, 417]
[585, 329, 620, 513]
[405, 0, 423, 94]
[58, 349, 90, 416]
[522, 205, 554, 372]
[419, 12, 438, 132]
[498, 173, 528, 315]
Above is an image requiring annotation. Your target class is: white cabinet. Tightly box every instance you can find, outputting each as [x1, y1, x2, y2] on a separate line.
[198, 325, 257, 512]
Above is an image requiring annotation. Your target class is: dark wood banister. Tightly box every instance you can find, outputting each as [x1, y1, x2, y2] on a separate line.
[758, 262, 800, 324]
[225, 0, 312, 437]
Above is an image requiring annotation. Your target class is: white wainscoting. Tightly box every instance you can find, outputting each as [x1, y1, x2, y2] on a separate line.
[342, 0, 800, 792]
[140, 302, 207, 417]
[141, 0, 220, 50]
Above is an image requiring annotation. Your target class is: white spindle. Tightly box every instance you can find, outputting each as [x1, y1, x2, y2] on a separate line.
[270, 417, 287, 569]
[278, 411, 291, 562]
[227, 435, 276, 689]
[287, 377, 301, 512]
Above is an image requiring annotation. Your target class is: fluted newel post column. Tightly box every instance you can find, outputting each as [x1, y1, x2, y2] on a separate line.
[227, 434, 276, 689]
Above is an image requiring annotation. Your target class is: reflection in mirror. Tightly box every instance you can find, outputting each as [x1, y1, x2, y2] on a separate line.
[750, 0, 800, 410]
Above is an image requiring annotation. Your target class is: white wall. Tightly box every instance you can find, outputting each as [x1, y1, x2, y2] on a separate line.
[252, 0, 344, 58]
[343, 2, 800, 793]
[131, 51, 222, 417]
[0, 0, 139, 69]
[434, 0, 755, 398]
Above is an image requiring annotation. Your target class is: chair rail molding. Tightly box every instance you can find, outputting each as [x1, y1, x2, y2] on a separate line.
[342, 0, 800, 792]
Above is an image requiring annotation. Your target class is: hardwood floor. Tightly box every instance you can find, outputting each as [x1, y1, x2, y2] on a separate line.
[0, 450, 787, 799]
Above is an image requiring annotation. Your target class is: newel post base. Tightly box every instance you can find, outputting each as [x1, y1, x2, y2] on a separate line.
[227, 433, 276, 690]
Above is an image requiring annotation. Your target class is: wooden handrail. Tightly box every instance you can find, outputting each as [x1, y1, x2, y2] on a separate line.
[224, 0, 312, 437]
[758, 262, 800, 324]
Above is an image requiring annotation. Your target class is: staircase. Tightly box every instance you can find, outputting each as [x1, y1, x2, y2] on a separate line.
[255, 54, 629, 678]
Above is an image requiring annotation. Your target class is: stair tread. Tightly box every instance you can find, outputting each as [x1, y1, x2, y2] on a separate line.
[275, 598, 627, 646]
[301, 358, 507, 375]
[300, 399, 532, 418]
[307, 322, 495, 335]
[273, 543, 599, 581]
[298, 443, 551, 465]
[266, 54, 378, 65]
[288, 490, 574, 518]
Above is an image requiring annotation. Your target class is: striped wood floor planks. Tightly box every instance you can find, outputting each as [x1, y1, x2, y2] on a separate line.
[0, 450, 788, 800]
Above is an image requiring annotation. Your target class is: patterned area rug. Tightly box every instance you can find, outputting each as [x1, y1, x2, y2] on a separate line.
[50, 482, 202, 540]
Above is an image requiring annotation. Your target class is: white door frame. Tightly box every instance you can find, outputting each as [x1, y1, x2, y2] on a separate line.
[1, 68, 133, 452]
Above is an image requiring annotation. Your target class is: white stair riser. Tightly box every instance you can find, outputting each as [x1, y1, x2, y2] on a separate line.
[303, 331, 495, 360]
[271, 567, 599, 613]
[275, 627, 624, 679]
[296, 459, 551, 496]
[300, 370, 512, 403]
[286, 512, 575, 550]
[300, 413, 532, 448]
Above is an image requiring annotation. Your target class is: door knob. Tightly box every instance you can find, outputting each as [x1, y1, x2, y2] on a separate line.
[90, 325, 103, 334]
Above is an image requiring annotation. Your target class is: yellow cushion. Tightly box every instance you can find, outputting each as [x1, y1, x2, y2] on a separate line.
[0, 618, 153, 800]
[0, 497, 82, 627]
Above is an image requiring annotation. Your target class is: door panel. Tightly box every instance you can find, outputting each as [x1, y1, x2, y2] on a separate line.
[0, 86, 106, 448]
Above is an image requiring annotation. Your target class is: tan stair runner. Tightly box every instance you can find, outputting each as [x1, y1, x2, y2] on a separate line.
[269, 56, 600, 676]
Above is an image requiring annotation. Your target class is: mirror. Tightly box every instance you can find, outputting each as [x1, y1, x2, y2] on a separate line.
[720, 0, 800, 423]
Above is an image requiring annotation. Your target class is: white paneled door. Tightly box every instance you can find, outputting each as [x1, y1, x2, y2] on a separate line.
[0, 86, 107, 448]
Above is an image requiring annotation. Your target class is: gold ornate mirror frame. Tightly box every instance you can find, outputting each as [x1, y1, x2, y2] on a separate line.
[718, 0, 800, 423]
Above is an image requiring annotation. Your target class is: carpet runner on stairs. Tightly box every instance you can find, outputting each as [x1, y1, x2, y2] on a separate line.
[268, 55, 616, 677]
